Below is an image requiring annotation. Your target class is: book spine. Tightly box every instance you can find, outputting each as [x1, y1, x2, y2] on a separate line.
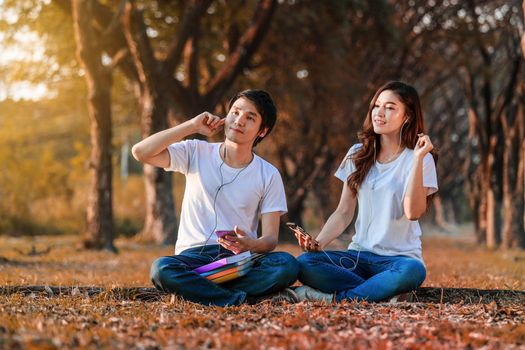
[210, 268, 251, 284]
[194, 259, 226, 274]
[205, 266, 239, 280]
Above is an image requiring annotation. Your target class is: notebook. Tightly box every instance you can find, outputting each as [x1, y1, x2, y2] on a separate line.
[199, 257, 254, 277]
[193, 251, 252, 274]
[193, 252, 264, 284]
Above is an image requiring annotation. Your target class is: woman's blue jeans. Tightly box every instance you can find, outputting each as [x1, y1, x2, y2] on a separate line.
[150, 245, 298, 306]
[297, 249, 426, 302]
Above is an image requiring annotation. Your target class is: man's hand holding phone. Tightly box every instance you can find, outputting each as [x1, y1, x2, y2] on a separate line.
[216, 230, 236, 241]
[286, 222, 321, 252]
[216, 227, 255, 254]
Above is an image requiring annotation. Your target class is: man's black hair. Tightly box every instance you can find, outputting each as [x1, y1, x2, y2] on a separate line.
[228, 89, 277, 147]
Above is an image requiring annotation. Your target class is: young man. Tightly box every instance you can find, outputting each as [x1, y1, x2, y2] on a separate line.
[132, 89, 298, 306]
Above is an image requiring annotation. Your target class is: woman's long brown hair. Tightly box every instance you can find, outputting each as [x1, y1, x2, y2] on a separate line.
[346, 81, 438, 207]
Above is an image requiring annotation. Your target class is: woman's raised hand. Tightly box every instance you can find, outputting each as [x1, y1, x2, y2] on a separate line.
[414, 133, 433, 159]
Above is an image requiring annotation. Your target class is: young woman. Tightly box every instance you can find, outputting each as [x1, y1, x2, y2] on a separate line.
[294, 81, 438, 303]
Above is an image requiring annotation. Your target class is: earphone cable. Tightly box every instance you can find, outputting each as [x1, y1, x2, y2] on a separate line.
[199, 143, 252, 257]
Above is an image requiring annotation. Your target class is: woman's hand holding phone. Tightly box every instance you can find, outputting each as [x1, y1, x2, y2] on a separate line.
[287, 223, 321, 252]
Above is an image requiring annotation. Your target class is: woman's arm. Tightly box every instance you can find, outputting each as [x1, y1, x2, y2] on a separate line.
[296, 182, 357, 251]
[132, 112, 224, 168]
[403, 133, 434, 220]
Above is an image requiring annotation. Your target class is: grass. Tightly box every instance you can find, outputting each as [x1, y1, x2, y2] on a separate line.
[0, 225, 524, 349]
[0, 225, 523, 290]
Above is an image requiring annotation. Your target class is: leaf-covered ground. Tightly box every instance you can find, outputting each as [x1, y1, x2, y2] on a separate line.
[1, 294, 524, 349]
[1, 227, 524, 349]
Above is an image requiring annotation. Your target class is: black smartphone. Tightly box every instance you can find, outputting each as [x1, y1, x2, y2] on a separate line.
[286, 222, 312, 238]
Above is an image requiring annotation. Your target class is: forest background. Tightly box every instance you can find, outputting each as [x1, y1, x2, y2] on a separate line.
[0, 0, 524, 252]
[2, 1, 525, 348]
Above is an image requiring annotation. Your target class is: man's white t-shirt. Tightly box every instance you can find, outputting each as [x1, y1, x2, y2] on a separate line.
[335, 143, 438, 262]
[165, 139, 288, 254]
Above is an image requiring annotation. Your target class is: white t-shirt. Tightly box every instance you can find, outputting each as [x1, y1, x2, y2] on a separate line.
[165, 140, 288, 254]
[335, 143, 438, 262]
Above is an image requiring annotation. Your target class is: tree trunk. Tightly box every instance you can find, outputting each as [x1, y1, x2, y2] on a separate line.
[500, 110, 523, 249]
[522, 139, 525, 247]
[498, 55, 524, 248]
[281, 198, 306, 243]
[140, 165, 177, 244]
[135, 92, 178, 245]
[485, 187, 496, 249]
[476, 173, 487, 244]
[285, 191, 307, 229]
[481, 136, 498, 249]
[501, 134, 514, 248]
[84, 75, 115, 251]
[515, 96, 525, 248]
[444, 198, 458, 226]
[313, 184, 332, 228]
[432, 195, 447, 229]
[464, 135, 483, 243]
[520, 6, 525, 247]
[73, 0, 116, 252]
[481, 153, 496, 249]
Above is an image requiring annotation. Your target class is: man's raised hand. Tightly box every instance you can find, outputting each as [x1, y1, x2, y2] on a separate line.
[192, 112, 225, 137]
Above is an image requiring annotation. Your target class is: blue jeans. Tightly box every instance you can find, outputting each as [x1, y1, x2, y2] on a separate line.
[297, 249, 426, 302]
[150, 245, 298, 306]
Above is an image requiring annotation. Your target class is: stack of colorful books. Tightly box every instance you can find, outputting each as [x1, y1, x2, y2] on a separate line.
[193, 251, 262, 284]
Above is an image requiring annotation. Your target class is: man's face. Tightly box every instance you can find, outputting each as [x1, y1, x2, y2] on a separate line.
[224, 97, 266, 145]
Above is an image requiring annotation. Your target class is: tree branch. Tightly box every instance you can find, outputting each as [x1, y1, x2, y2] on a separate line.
[121, 0, 159, 91]
[53, 0, 139, 83]
[494, 55, 522, 127]
[162, 0, 213, 76]
[184, 28, 200, 99]
[102, 0, 127, 37]
[204, 0, 277, 105]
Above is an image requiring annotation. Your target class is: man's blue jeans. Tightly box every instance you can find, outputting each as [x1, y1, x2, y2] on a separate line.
[297, 249, 426, 302]
[151, 245, 299, 306]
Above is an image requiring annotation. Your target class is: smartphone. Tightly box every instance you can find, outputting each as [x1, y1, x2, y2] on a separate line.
[286, 222, 312, 238]
[215, 230, 236, 240]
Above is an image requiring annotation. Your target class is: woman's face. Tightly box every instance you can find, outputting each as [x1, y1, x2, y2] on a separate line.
[371, 90, 407, 136]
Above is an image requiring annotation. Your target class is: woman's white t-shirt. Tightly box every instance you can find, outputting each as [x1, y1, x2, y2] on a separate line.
[334, 144, 438, 262]
[164, 139, 288, 254]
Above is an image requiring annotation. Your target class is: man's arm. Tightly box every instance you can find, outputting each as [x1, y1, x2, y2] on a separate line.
[131, 112, 224, 168]
[252, 211, 280, 252]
